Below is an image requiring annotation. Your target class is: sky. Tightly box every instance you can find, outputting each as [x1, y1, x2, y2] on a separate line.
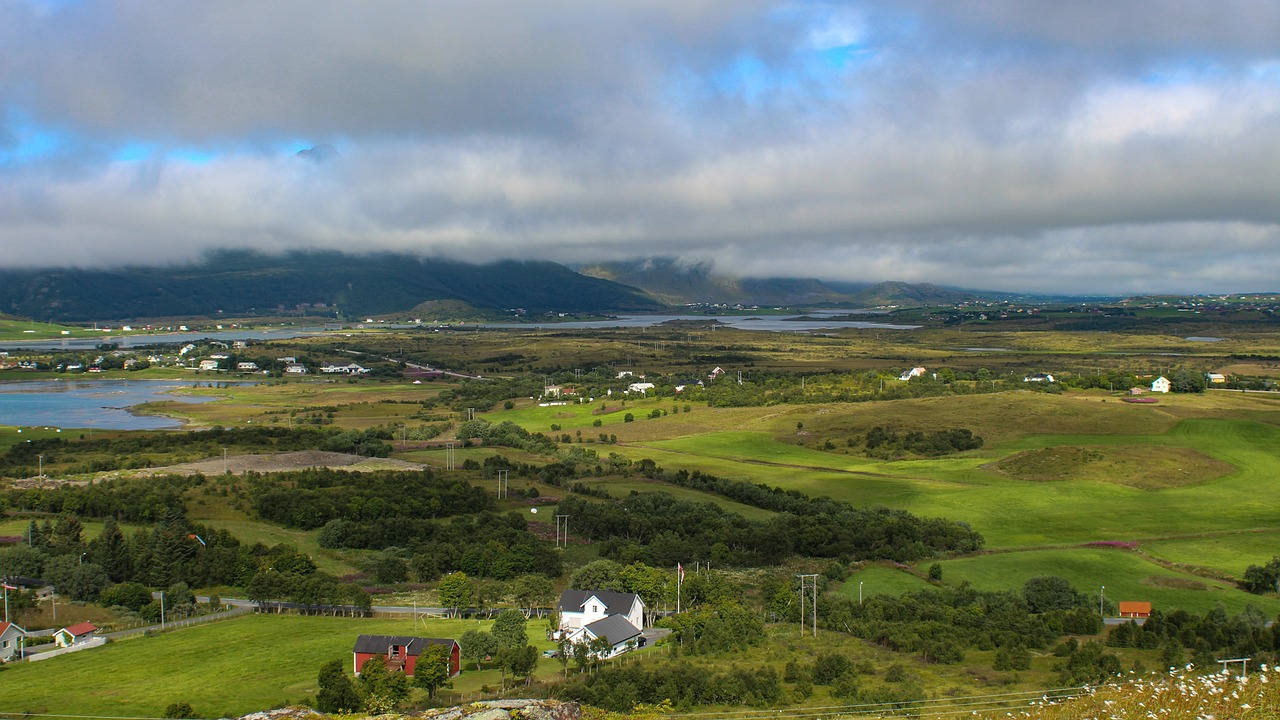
[2, 1, 1279, 295]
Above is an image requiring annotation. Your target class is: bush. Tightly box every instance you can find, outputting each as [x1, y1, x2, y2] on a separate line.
[162, 702, 196, 719]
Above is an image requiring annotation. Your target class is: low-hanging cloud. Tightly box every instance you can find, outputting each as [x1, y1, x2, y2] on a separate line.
[1, 1, 1278, 295]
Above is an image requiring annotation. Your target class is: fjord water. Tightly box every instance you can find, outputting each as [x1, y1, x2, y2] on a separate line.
[0, 379, 222, 430]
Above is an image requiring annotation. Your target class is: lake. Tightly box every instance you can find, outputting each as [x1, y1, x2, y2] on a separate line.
[0, 379, 229, 430]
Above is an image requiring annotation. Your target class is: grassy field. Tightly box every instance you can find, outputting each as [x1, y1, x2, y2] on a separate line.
[930, 547, 1280, 616]
[0, 613, 566, 718]
[837, 565, 936, 601]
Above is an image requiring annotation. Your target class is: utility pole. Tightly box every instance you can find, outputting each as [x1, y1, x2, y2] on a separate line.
[554, 514, 570, 549]
[496, 470, 509, 499]
[223, 448, 228, 474]
[160, 591, 166, 629]
[1100, 585, 1106, 617]
[37, 454, 43, 479]
[797, 574, 818, 637]
[445, 443, 456, 471]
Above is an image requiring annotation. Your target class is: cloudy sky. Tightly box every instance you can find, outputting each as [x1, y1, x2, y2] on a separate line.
[2, 1, 1279, 294]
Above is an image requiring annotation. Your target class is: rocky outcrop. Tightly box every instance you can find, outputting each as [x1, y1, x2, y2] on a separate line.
[235, 699, 581, 720]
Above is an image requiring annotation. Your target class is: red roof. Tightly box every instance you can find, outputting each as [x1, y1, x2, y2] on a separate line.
[62, 622, 98, 636]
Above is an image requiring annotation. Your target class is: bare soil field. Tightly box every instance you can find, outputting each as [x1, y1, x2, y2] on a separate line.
[128, 450, 424, 476]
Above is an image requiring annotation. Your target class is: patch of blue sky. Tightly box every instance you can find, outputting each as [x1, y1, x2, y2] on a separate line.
[0, 114, 69, 165]
[1138, 58, 1243, 86]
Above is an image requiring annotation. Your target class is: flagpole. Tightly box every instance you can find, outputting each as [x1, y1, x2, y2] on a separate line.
[676, 564, 682, 614]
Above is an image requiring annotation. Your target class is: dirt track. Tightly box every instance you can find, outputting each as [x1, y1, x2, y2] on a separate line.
[124, 450, 426, 478]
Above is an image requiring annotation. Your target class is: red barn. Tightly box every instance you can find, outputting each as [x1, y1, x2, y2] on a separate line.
[1118, 601, 1152, 619]
[352, 635, 461, 678]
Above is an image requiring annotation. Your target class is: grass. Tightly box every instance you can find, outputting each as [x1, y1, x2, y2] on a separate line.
[932, 547, 1280, 616]
[837, 565, 936, 601]
[0, 613, 565, 718]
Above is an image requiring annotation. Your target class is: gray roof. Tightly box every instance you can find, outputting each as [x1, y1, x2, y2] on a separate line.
[557, 589, 641, 614]
[583, 615, 642, 645]
[352, 634, 457, 656]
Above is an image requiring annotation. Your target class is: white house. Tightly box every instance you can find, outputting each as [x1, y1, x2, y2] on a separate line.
[53, 622, 97, 648]
[0, 621, 26, 662]
[564, 615, 646, 659]
[899, 367, 927, 381]
[237, 361, 260, 372]
[627, 382, 656, 396]
[557, 589, 646, 658]
[198, 360, 220, 371]
[284, 364, 309, 375]
[1151, 376, 1171, 393]
[1207, 373, 1226, 384]
[1023, 373, 1055, 383]
[321, 363, 369, 375]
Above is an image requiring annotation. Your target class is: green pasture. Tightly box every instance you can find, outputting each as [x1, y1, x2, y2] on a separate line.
[932, 547, 1280, 616]
[1140, 531, 1280, 578]
[619, 410, 1280, 569]
[0, 613, 563, 718]
[838, 565, 936, 601]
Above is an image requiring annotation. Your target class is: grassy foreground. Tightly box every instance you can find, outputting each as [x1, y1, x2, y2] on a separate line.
[0, 614, 558, 719]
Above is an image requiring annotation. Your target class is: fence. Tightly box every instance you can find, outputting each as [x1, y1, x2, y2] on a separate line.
[27, 637, 105, 662]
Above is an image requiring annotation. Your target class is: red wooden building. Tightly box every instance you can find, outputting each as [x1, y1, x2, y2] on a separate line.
[1118, 601, 1152, 619]
[352, 635, 461, 678]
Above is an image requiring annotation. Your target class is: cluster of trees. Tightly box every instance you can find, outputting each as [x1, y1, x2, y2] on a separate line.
[251, 468, 493, 529]
[0, 509, 363, 618]
[558, 662, 782, 711]
[1107, 605, 1280, 668]
[456, 609, 541, 688]
[0, 425, 393, 479]
[555, 486, 982, 567]
[854, 426, 984, 459]
[454, 418, 558, 454]
[1243, 556, 1280, 594]
[768, 577, 1106, 666]
[316, 509, 561, 581]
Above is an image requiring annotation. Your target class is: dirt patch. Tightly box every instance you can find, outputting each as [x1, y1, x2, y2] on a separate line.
[986, 445, 1234, 488]
[131, 450, 425, 476]
[7, 476, 90, 489]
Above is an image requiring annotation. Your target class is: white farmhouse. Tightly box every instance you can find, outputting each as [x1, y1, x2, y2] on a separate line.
[556, 589, 646, 659]
[1151, 376, 1171, 393]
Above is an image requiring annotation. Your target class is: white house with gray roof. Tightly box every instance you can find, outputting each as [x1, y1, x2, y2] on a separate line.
[557, 589, 646, 658]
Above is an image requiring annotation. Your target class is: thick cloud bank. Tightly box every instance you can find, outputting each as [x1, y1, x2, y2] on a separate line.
[2, 1, 1278, 294]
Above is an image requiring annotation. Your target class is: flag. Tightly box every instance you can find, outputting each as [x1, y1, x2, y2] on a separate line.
[2, 584, 16, 591]
[677, 563, 685, 582]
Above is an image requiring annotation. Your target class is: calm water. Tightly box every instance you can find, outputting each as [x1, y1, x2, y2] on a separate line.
[0, 379, 226, 430]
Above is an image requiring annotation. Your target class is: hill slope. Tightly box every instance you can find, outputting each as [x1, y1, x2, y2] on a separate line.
[0, 251, 664, 321]
[579, 257, 992, 307]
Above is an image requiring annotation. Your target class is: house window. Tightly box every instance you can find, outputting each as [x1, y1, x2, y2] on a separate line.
[591, 605, 598, 613]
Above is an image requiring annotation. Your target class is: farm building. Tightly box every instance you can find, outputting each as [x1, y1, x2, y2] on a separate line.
[563, 614, 646, 659]
[557, 589, 647, 659]
[1151, 376, 1171, 393]
[53, 622, 98, 647]
[0, 621, 27, 662]
[1118, 601, 1152, 619]
[556, 589, 646, 635]
[899, 366, 927, 381]
[352, 635, 461, 678]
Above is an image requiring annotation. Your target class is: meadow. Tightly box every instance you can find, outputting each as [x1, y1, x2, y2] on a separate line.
[0, 613, 563, 718]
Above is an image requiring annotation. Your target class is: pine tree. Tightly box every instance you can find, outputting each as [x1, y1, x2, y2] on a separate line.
[93, 517, 132, 582]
